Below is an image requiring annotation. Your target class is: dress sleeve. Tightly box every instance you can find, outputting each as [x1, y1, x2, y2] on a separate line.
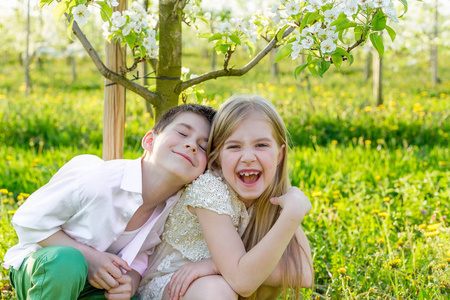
[11, 155, 102, 245]
[183, 173, 235, 217]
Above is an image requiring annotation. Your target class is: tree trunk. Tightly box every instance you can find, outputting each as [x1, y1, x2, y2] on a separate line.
[372, 48, 383, 106]
[103, 0, 127, 160]
[25, 0, 32, 94]
[430, 0, 439, 88]
[364, 50, 372, 82]
[270, 48, 279, 83]
[155, 0, 182, 119]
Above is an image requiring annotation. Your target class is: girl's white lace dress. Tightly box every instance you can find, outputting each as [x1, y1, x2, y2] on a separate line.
[136, 172, 251, 300]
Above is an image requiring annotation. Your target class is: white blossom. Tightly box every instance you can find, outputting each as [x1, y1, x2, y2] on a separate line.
[106, 0, 119, 8]
[285, 1, 300, 15]
[102, 21, 112, 38]
[326, 28, 338, 40]
[324, 8, 339, 24]
[111, 11, 126, 28]
[373, 0, 390, 8]
[305, 0, 323, 12]
[301, 36, 314, 49]
[357, 0, 374, 9]
[72, 4, 91, 26]
[384, 2, 399, 22]
[217, 22, 232, 33]
[320, 38, 336, 53]
[344, 0, 358, 17]
[182, 67, 190, 74]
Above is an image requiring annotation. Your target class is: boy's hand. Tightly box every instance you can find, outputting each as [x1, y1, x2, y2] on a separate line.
[168, 258, 219, 300]
[86, 251, 132, 290]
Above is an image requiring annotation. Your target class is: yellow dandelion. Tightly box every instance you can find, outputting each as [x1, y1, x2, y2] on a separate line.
[388, 258, 401, 269]
[0, 188, 8, 194]
[333, 195, 339, 199]
[375, 175, 381, 180]
[418, 224, 426, 229]
[391, 125, 399, 131]
[378, 212, 389, 218]
[2, 199, 9, 204]
[369, 287, 375, 293]
[8, 192, 13, 196]
[423, 162, 428, 167]
[424, 231, 439, 237]
[17, 195, 24, 201]
[346, 276, 351, 281]
[365, 140, 372, 145]
[332, 190, 340, 195]
[377, 237, 385, 244]
[439, 263, 446, 269]
[446, 258, 450, 263]
[337, 268, 346, 274]
[352, 137, 357, 142]
[428, 275, 434, 280]
[438, 161, 447, 166]
[376, 139, 384, 144]
[372, 209, 380, 214]
[427, 223, 441, 231]
[6, 156, 13, 160]
[382, 197, 390, 202]
[311, 191, 323, 197]
[7, 210, 16, 215]
[377, 104, 385, 110]
[364, 106, 372, 112]
[144, 112, 151, 118]
[397, 240, 404, 246]
[331, 140, 338, 145]
[440, 93, 446, 98]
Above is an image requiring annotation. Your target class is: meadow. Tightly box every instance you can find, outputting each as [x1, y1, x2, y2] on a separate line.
[0, 47, 449, 299]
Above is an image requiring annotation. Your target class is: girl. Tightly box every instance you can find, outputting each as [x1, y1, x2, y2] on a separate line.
[137, 95, 313, 300]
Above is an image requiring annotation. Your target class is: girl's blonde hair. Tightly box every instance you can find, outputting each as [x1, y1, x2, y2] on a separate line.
[207, 95, 311, 299]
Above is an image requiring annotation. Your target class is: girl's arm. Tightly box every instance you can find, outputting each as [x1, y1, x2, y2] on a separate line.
[195, 187, 311, 297]
[262, 226, 313, 288]
[38, 230, 132, 291]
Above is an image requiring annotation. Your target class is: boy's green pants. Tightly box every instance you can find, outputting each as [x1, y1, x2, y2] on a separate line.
[9, 245, 137, 300]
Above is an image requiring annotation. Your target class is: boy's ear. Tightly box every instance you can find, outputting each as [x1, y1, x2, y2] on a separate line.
[277, 144, 286, 165]
[142, 131, 154, 152]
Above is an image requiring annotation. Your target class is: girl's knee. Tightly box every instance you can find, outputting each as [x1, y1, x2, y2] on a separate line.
[183, 276, 237, 300]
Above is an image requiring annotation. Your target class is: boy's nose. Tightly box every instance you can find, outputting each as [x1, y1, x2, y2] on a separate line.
[184, 143, 197, 153]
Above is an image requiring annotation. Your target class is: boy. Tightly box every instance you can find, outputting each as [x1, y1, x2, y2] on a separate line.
[2, 104, 216, 300]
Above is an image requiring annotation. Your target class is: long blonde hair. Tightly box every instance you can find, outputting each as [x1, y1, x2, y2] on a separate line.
[207, 95, 311, 299]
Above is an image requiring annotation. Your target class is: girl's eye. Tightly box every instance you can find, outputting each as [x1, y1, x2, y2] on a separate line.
[227, 145, 240, 149]
[256, 143, 269, 148]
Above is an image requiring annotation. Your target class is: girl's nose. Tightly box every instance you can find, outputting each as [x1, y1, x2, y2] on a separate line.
[240, 149, 256, 163]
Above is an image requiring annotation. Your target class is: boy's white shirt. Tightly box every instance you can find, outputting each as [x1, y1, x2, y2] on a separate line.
[2, 154, 181, 276]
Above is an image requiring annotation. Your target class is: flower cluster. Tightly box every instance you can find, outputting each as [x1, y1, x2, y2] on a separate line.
[216, 18, 258, 45]
[101, 2, 159, 58]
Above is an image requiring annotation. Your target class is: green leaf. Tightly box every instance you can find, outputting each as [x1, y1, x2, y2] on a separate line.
[354, 26, 364, 41]
[308, 60, 318, 75]
[229, 34, 241, 45]
[245, 41, 254, 56]
[329, 13, 348, 27]
[370, 32, 384, 57]
[372, 10, 387, 31]
[331, 54, 342, 70]
[318, 59, 331, 77]
[54, 1, 68, 22]
[294, 62, 309, 79]
[198, 32, 213, 39]
[299, 12, 311, 32]
[208, 33, 223, 42]
[40, 0, 54, 9]
[307, 11, 319, 25]
[277, 24, 289, 42]
[334, 47, 352, 66]
[219, 43, 232, 54]
[398, 0, 408, 17]
[198, 17, 209, 25]
[125, 34, 136, 49]
[273, 44, 293, 63]
[97, 1, 113, 21]
[385, 25, 396, 42]
[335, 22, 357, 32]
[67, 18, 75, 41]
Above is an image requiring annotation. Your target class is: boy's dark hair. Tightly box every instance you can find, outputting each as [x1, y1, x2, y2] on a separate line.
[152, 104, 216, 134]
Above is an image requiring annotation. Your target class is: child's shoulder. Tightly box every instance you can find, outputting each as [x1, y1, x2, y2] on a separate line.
[190, 171, 227, 192]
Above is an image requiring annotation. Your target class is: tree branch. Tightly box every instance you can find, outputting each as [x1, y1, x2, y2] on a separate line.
[176, 26, 295, 94]
[71, 21, 162, 106]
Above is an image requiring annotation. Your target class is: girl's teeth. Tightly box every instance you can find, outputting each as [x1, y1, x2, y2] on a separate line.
[239, 172, 259, 176]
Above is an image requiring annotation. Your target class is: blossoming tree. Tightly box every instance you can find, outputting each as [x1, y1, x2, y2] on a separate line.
[40, 0, 409, 158]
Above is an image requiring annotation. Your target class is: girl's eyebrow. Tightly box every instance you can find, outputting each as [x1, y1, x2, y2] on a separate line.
[224, 137, 273, 144]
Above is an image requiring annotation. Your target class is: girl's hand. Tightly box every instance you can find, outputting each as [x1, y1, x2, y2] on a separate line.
[168, 258, 219, 300]
[105, 274, 133, 300]
[270, 187, 311, 223]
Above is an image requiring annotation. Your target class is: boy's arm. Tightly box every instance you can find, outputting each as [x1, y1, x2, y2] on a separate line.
[39, 230, 132, 290]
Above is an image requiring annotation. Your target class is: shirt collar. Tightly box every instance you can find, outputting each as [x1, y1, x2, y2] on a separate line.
[120, 158, 143, 194]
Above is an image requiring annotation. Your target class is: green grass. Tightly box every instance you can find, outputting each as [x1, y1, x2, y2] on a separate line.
[0, 48, 449, 299]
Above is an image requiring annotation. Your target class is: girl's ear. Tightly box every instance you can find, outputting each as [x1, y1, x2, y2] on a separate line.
[142, 131, 154, 152]
[277, 144, 286, 165]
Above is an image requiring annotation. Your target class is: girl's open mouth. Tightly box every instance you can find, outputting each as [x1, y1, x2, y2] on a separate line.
[238, 171, 261, 184]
